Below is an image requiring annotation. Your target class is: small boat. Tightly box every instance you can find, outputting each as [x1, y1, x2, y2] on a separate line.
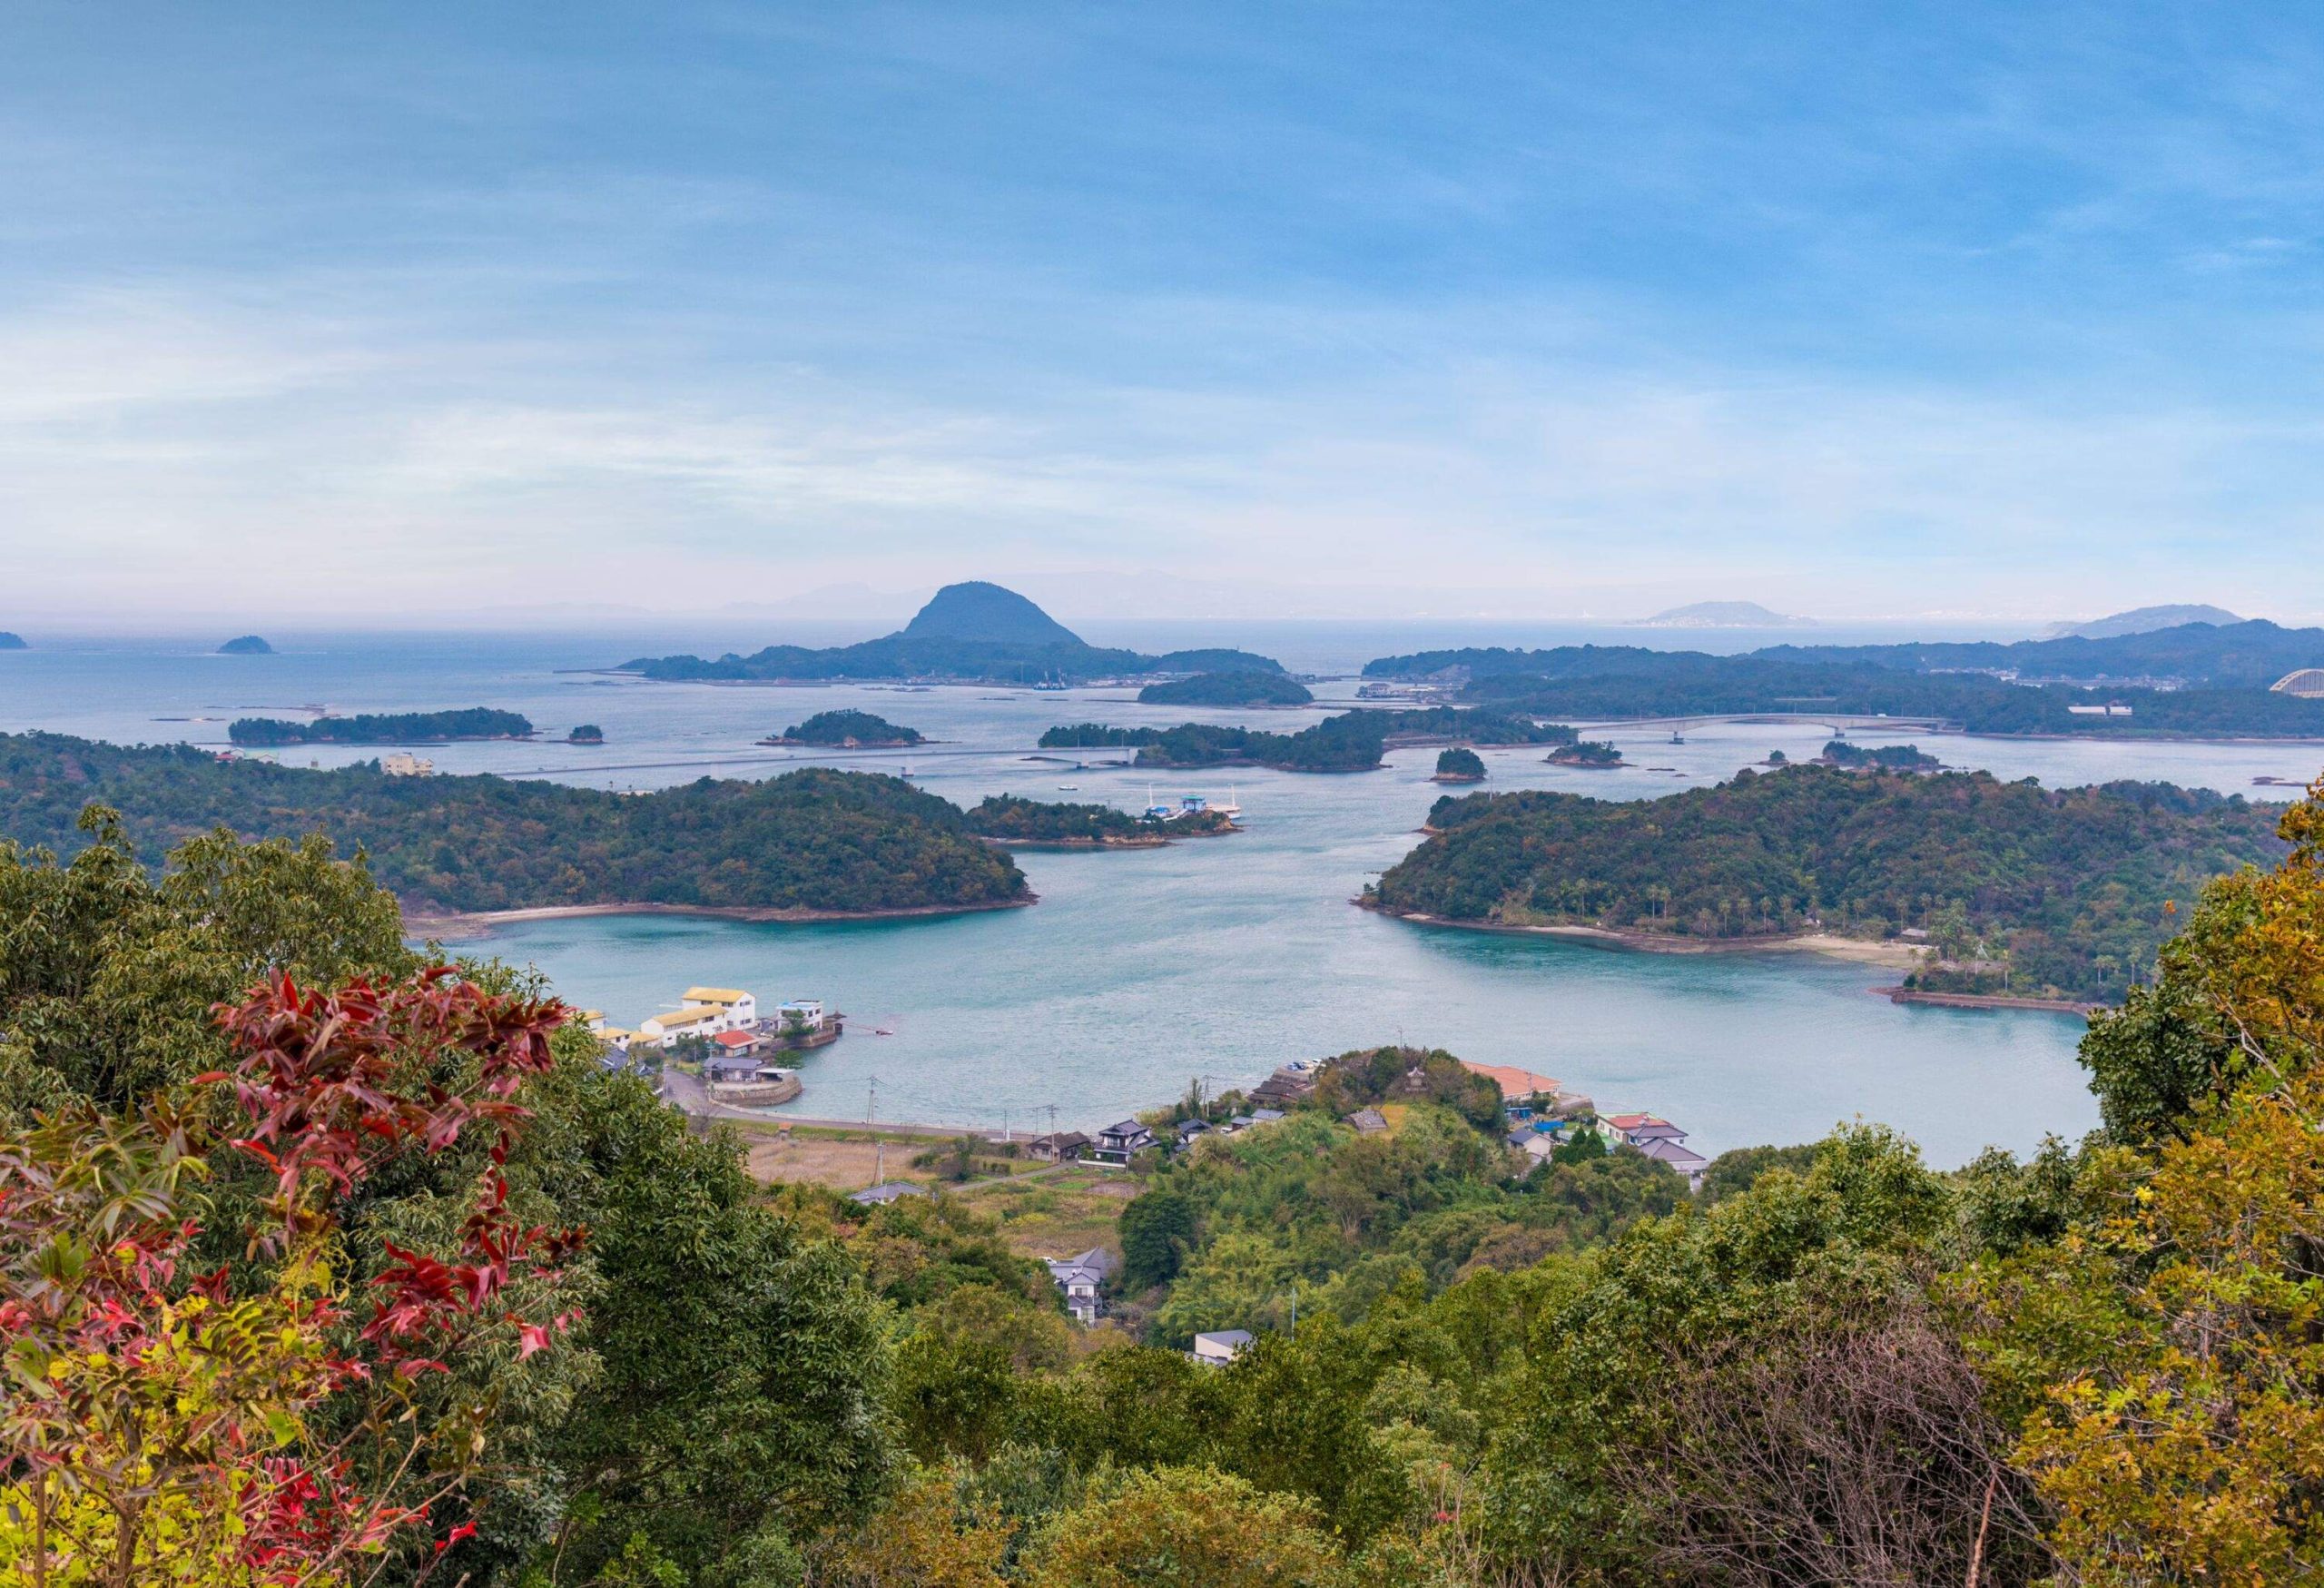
[1212, 784, 1243, 816]
[1057, 784, 1079, 791]
[873, 1028, 894, 1037]
[1669, 732, 1686, 745]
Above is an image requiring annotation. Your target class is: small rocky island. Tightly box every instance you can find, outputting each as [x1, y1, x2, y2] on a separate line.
[568, 724, 606, 745]
[1432, 747, 1487, 783]
[765, 709, 926, 748]
[0, 631, 26, 650]
[216, 635, 274, 655]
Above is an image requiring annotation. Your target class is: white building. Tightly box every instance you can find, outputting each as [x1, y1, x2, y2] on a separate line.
[683, 987, 758, 1025]
[776, 999, 825, 1031]
[1192, 1329, 1254, 1366]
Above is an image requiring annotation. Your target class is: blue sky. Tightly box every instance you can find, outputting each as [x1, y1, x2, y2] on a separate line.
[5, 2, 2322, 624]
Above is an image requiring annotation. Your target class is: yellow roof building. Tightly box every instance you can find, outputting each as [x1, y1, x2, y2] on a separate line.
[683, 987, 752, 1008]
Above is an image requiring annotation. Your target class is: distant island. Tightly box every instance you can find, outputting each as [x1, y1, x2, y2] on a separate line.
[0, 734, 1028, 923]
[961, 793, 1234, 846]
[2047, 604, 2241, 639]
[766, 709, 925, 747]
[1369, 764, 2286, 1003]
[1432, 747, 1486, 783]
[1137, 670, 1315, 707]
[1361, 619, 2324, 739]
[0, 632, 25, 650]
[1637, 601, 1814, 628]
[620, 580, 1285, 685]
[1822, 739, 1941, 770]
[567, 724, 605, 745]
[1040, 708, 1575, 774]
[216, 635, 273, 655]
[229, 708, 535, 746]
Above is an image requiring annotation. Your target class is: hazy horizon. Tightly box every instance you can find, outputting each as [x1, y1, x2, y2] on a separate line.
[7, 5, 2323, 622]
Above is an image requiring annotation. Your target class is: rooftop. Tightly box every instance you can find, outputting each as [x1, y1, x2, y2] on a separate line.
[684, 986, 752, 1005]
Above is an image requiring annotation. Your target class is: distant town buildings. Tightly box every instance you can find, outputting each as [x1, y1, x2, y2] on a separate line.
[380, 752, 434, 775]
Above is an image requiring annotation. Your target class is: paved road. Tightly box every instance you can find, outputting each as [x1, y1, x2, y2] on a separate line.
[658, 1069, 1010, 1138]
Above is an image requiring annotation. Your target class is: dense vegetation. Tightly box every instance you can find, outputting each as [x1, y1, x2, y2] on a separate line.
[773, 708, 925, 745]
[1824, 737, 1941, 768]
[961, 794, 1232, 843]
[0, 732, 1027, 916]
[1039, 708, 1574, 773]
[1361, 624, 2324, 737]
[1433, 746, 1486, 781]
[624, 581, 1285, 684]
[1547, 739, 1621, 766]
[6, 780, 2323, 1586]
[1378, 764, 2287, 1000]
[228, 707, 535, 745]
[1137, 670, 1315, 706]
[567, 723, 605, 743]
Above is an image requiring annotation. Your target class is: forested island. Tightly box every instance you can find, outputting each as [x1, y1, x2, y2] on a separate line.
[962, 793, 1234, 845]
[767, 708, 925, 746]
[1433, 747, 1486, 782]
[567, 724, 605, 744]
[215, 634, 273, 655]
[620, 580, 1285, 684]
[0, 631, 25, 649]
[1372, 764, 2288, 1001]
[1824, 738, 1942, 769]
[1137, 669, 1315, 706]
[1547, 740, 1622, 767]
[1361, 619, 2324, 739]
[228, 708, 536, 746]
[1040, 707, 1575, 773]
[0, 733, 1026, 921]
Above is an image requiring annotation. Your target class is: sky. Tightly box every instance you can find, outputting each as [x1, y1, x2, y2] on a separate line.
[5, 2, 2323, 627]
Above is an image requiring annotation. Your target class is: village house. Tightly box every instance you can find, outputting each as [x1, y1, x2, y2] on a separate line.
[1191, 1329, 1254, 1366]
[849, 1181, 928, 1207]
[1045, 1247, 1117, 1324]
[1087, 1119, 1158, 1164]
[1025, 1130, 1090, 1163]
[1344, 1108, 1389, 1135]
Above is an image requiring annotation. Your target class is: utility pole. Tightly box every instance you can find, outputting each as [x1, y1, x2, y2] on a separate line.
[866, 1076, 877, 1127]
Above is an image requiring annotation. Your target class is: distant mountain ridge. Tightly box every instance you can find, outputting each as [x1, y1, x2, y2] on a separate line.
[1638, 600, 1813, 628]
[2048, 604, 2242, 639]
[620, 580, 1285, 683]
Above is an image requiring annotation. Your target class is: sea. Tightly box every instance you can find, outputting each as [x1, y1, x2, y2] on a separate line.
[8, 619, 2318, 1166]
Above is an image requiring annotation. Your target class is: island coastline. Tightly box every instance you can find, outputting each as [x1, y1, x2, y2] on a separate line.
[405, 894, 1039, 941]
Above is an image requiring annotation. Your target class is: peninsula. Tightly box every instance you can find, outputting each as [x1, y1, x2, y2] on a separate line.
[766, 709, 925, 747]
[229, 708, 535, 746]
[0, 733, 1029, 922]
[619, 580, 1285, 685]
[216, 635, 273, 655]
[1367, 764, 2288, 1004]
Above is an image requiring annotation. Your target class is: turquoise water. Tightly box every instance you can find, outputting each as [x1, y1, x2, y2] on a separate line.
[7, 626, 2319, 1164]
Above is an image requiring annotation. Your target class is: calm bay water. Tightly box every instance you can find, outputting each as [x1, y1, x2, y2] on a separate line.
[6, 624, 2318, 1164]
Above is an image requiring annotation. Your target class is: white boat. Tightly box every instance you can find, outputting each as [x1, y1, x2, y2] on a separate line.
[1057, 784, 1079, 791]
[1212, 784, 1243, 817]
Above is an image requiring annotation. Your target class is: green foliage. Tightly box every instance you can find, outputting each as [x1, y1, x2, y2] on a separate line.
[1137, 671, 1315, 707]
[965, 795, 1146, 843]
[228, 707, 533, 745]
[567, 723, 605, 744]
[1119, 1189, 1198, 1291]
[773, 709, 924, 745]
[1383, 765, 2284, 1001]
[1694, 1141, 1819, 1206]
[0, 735, 1028, 916]
[1038, 710, 1571, 774]
[1545, 739, 1620, 766]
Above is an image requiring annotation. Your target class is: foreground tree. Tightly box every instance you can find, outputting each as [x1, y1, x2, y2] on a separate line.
[0, 970, 582, 1587]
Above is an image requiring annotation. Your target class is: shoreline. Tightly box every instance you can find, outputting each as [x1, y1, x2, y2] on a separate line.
[1363, 904, 1928, 968]
[1874, 985, 2100, 1016]
[405, 894, 1037, 941]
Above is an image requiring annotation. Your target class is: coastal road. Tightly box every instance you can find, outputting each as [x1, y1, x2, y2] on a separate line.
[658, 1067, 1008, 1138]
